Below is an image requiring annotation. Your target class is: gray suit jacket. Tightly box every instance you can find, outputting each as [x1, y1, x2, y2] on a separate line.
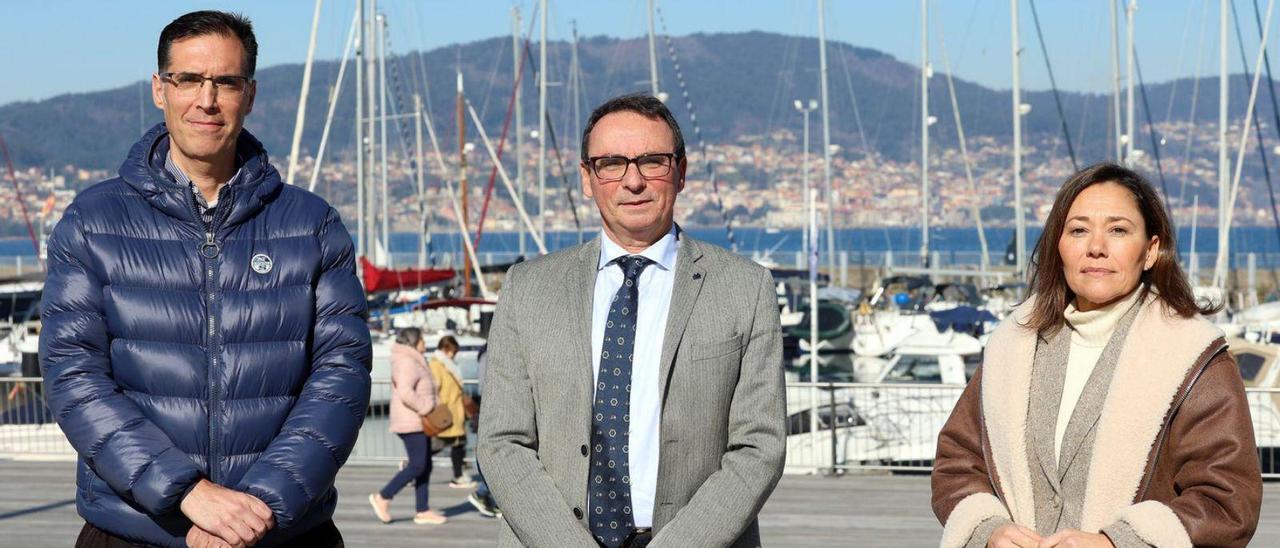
[478, 233, 786, 547]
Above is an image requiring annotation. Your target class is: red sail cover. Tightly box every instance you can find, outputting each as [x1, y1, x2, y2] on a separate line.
[360, 257, 455, 293]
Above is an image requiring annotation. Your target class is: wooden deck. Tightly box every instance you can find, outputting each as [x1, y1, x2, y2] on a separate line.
[1, 459, 1278, 546]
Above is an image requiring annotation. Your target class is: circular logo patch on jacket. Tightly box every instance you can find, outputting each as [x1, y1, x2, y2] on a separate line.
[251, 253, 273, 274]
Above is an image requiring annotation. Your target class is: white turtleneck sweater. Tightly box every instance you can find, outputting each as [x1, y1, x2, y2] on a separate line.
[1055, 286, 1145, 461]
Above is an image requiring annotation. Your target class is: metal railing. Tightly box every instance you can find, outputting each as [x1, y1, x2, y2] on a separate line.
[3, 377, 1278, 479]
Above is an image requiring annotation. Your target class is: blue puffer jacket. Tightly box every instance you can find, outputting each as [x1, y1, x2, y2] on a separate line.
[39, 124, 372, 546]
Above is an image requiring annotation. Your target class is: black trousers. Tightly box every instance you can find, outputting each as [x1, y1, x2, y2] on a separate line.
[75, 520, 344, 548]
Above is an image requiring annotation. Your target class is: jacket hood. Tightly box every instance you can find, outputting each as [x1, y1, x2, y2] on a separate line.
[118, 123, 283, 227]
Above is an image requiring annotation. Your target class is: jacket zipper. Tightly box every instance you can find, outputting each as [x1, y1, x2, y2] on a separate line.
[1135, 341, 1226, 501]
[199, 187, 233, 484]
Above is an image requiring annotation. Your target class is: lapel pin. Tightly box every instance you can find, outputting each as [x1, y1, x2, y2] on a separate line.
[692, 273, 702, 280]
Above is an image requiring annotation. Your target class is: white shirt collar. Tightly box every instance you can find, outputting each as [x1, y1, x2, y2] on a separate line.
[597, 224, 680, 272]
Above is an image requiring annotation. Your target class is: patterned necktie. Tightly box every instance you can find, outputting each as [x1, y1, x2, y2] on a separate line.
[589, 255, 653, 548]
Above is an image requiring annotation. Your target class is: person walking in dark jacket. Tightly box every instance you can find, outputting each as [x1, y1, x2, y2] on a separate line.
[39, 10, 371, 548]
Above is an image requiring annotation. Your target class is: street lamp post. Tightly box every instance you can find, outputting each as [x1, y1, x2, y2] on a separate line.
[795, 98, 821, 467]
[794, 99, 819, 368]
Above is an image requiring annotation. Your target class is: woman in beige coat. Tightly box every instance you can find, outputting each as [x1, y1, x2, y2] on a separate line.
[369, 328, 447, 525]
[932, 164, 1261, 547]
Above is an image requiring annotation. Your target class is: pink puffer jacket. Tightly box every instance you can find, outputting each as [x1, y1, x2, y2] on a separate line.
[388, 342, 438, 434]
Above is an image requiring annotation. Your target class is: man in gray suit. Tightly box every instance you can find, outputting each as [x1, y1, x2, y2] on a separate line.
[478, 94, 786, 548]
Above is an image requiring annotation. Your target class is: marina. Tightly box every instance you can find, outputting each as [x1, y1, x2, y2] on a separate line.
[8, 0, 1280, 545]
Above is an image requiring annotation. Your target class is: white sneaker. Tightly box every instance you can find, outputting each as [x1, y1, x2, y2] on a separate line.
[468, 492, 498, 518]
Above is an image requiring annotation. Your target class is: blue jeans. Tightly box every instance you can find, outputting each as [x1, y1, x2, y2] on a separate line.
[379, 432, 432, 511]
[475, 464, 490, 499]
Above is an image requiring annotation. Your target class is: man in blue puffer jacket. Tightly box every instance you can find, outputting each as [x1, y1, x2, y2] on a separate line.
[39, 10, 371, 548]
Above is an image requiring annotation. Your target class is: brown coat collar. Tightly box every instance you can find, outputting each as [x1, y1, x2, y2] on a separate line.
[979, 293, 1222, 531]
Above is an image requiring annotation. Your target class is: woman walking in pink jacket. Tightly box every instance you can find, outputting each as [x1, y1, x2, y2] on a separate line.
[369, 328, 448, 525]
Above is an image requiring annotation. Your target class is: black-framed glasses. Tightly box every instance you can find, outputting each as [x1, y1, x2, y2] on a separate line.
[585, 153, 679, 182]
[159, 72, 253, 97]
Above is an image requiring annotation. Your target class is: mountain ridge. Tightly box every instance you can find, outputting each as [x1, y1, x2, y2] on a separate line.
[0, 30, 1274, 171]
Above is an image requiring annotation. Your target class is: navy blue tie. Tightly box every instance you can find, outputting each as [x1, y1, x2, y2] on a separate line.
[589, 255, 653, 547]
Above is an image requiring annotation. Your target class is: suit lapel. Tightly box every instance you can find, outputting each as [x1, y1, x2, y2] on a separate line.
[657, 235, 705, 403]
[571, 238, 602, 391]
[1028, 328, 1069, 495]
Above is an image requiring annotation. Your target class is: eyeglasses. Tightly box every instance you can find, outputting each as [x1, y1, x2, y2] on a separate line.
[585, 153, 680, 182]
[159, 72, 252, 97]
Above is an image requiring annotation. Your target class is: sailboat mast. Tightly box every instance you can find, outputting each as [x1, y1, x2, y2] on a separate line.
[378, 13, 390, 265]
[365, 0, 379, 263]
[920, 0, 930, 267]
[1125, 1, 1137, 164]
[817, 0, 837, 278]
[1012, 0, 1026, 276]
[648, 0, 660, 96]
[572, 21, 582, 141]
[513, 7, 526, 258]
[286, 0, 323, 186]
[1110, 0, 1123, 161]
[415, 94, 426, 268]
[355, 0, 365, 262]
[538, 0, 548, 242]
[458, 72, 471, 297]
[1216, 0, 1229, 289]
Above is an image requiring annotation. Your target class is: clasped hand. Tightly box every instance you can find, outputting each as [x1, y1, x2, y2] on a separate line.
[989, 524, 1114, 548]
[180, 479, 274, 548]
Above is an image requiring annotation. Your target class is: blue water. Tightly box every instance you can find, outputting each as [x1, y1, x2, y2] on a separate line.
[6, 225, 1280, 263]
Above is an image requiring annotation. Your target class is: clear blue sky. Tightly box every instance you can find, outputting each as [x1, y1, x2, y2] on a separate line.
[0, 0, 1271, 106]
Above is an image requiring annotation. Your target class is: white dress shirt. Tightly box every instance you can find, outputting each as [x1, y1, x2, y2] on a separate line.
[591, 225, 679, 528]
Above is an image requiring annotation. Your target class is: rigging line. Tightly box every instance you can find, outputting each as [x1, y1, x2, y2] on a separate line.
[833, 39, 872, 156]
[473, 14, 539, 251]
[407, 1, 442, 134]
[935, 14, 991, 268]
[404, 1, 439, 264]
[1163, 0, 1201, 127]
[764, 6, 813, 137]
[596, 24, 630, 100]
[656, 7, 738, 251]
[544, 114, 585, 242]
[1252, 0, 1280, 144]
[1133, 53, 1171, 210]
[521, 39, 585, 239]
[825, 13, 872, 155]
[1180, 0, 1211, 206]
[1028, 0, 1078, 170]
[388, 24, 449, 265]
[0, 135, 41, 272]
[475, 33, 509, 123]
[764, 32, 800, 139]
[381, 52, 421, 239]
[1233, 0, 1280, 267]
[383, 21, 416, 159]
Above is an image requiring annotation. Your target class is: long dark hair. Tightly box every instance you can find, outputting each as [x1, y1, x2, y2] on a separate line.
[1024, 162, 1217, 333]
